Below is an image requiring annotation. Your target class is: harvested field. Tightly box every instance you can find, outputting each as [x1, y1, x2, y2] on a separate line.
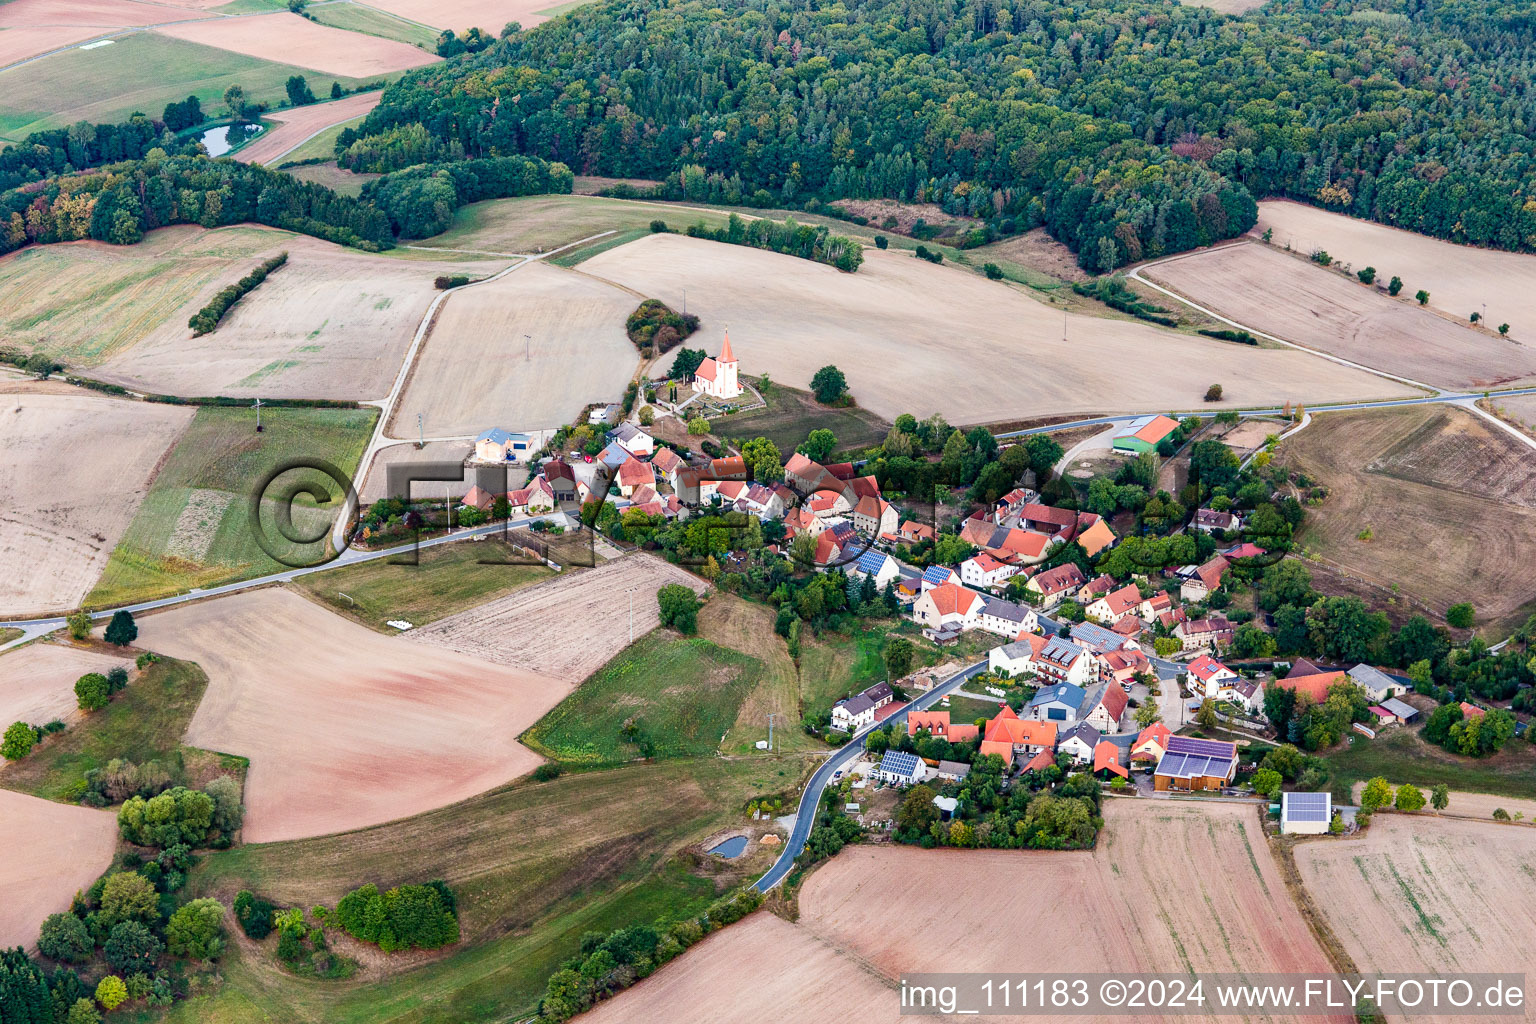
[280, 159, 377, 196]
[359, 439, 474, 502]
[1279, 405, 1536, 636]
[88, 235, 506, 399]
[1145, 242, 1536, 390]
[584, 233, 1409, 423]
[0, 643, 131, 730]
[411, 554, 705, 682]
[0, 389, 193, 616]
[154, 11, 437, 76]
[1483, 393, 1536, 439]
[305, 0, 438, 47]
[0, 789, 116, 948]
[235, 89, 380, 164]
[598, 800, 1343, 1024]
[358, 0, 594, 31]
[1348, 783, 1536, 823]
[1255, 200, 1536, 344]
[0, 0, 197, 67]
[137, 588, 572, 842]
[1295, 815, 1536, 1014]
[427, 195, 737, 257]
[393, 261, 639, 435]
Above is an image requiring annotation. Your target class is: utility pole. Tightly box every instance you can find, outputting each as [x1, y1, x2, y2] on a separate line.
[524, 334, 531, 362]
[251, 397, 264, 432]
[417, 412, 424, 449]
[682, 288, 687, 315]
[628, 588, 635, 643]
[767, 713, 776, 752]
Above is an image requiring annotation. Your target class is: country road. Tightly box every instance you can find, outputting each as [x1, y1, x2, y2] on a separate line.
[753, 660, 989, 891]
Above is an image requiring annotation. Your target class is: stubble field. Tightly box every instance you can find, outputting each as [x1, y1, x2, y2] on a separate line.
[393, 260, 640, 435]
[0, 387, 194, 616]
[411, 554, 706, 682]
[1255, 200, 1536, 343]
[234, 89, 381, 165]
[137, 588, 572, 842]
[1145, 242, 1536, 390]
[1295, 815, 1536, 1021]
[154, 11, 438, 77]
[0, 789, 117, 948]
[1279, 405, 1536, 635]
[356, 0, 593, 31]
[0, 0, 195, 67]
[592, 800, 1344, 1023]
[582, 233, 1408, 423]
[0, 642, 133, 729]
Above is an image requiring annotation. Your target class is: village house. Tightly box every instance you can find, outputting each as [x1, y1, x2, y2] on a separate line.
[993, 487, 1038, 519]
[1138, 591, 1173, 622]
[886, 520, 936, 546]
[709, 455, 747, 480]
[474, 428, 535, 463]
[1180, 554, 1230, 602]
[852, 494, 899, 538]
[460, 485, 495, 512]
[1174, 614, 1234, 652]
[1093, 741, 1129, 780]
[1033, 637, 1095, 687]
[988, 633, 1049, 679]
[690, 331, 743, 400]
[911, 583, 985, 631]
[1073, 513, 1119, 558]
[960, 518, 1055, 566]
[1131, 722, 1172, 764]
[1057, 721, 1100, 763]
[1085, 582, 1142, 625]
[614, 457, 655, 497]
[1078, 574, 1116, 603]
[1193, 508, 1241, 533]
[542, 459, 578, 502]
[920, 565, 961, 592]
[960, 553, 1021, 590]
[1153, 735, 1238, 791]
[851, 549, 901, 589]
[934, 760, 971, 783]
[1186, 654, 1239, 699]
[1026, 563, 1087, 608]
[976, 597, 1037, 639]
[979, 706, 1058, 768]
[813, 522, 858, 567]
[506, 475, 556, 516]
[1227, 676, 1265, 715]
[606, 421, 656, 458]
[1077, 681, 1129, 733]
[831, 682, 895, 732]
[908, 710, 957, 739]
[1029, 681, 1088, 723]
[649, 446, 685, 484]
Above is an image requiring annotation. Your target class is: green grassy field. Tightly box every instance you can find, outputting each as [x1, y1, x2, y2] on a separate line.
[942, 693, 1003, 726]
[276, 115, 367, 165]
[1324, 727, 1536, 804]
[0, 628, 22, 647]
[0, 33, 390, 141]
[88, 405, 375, 607]
[141, 756, 791, 1024]
[718, 383, 891, 457]
[0, 655, 216, 802]
[798, 627, 891, 715]
[306, 2, 438, 48]
[523, 631, 762, 765]
[423, 195, 737, 258]
[288, 540, 551, 632]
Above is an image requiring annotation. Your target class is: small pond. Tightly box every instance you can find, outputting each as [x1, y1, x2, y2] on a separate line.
[198, 122, 264, 157]
[707, 835, 749, 859]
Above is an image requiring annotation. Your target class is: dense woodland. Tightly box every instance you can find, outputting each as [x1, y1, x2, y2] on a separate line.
[348, 0, 1536, 267]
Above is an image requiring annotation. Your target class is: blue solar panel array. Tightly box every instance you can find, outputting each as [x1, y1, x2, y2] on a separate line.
[1284, 791, 1331, 822]
[856, 549, 888, 574]
[923, 565, 954, 585]
[880, 750, 921, 777]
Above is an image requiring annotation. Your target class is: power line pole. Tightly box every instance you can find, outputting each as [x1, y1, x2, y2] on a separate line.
[251, 397, 264, 432]
[629, 587, 635, 644]
[524, 334, 531, 362]
[767, 713, 776, 752]
[417, 412, 424, 449]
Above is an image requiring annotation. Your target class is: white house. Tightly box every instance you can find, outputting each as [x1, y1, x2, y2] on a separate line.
[911, 583, 984, 630]
[976, 597, 1037, 639]
[1347, 664, 1406, 703]
[1057, 721, 1100, 763]
[1084, 582, 1142, 624]
[474, 428, 535, 463]
[989, 633, 1048, 678]
[961, 553, 1021, 590]
[606, 421, 656, 458]
[851, 494, 899, 538]
[851, 549, 901, 589]
[875, 750, 927, 786]
[1025, 564, 1086, 608]
[1031, 636, 1095, 687]
[830, 682, 895, 732]
[1186, 654, 1239, 698]
[690, 331, 743, 400]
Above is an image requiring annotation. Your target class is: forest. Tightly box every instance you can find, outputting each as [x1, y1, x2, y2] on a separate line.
[346, 0, 1536, 268]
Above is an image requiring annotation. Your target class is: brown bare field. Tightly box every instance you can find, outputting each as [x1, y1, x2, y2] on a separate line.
[87, 233, 506, 399]
[358, 0, 588, 31]
[393, 261, 640, 435]
[0, 642, 132, 729]
[0, 789, 117, 947]
[967, 226, 1090, 282]
[0, 389, 193, 616]
[411, 554, 706, 682]
[1255, 200, 1536, 345]
[0, 0, 197, 65]
[1295, 815, 1536, 1016]
[1145, 242, 1536, 390]
[582, 233, 1409, 423]
[234, 89, 381, 165]
[1280, 405, 1536, 636]
[136, 588, 572, 842]
[359, 439, 474, 501]
[594, 800, 1342, 1024]
[153, 11, 437, 76]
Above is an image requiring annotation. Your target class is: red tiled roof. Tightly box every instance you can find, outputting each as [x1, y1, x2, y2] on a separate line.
[1094, 741, 1129, 778]
[1095, 684, 1128, 722]
[1278, 670, 1346, 702]
[1030, 563, 1086, 595]
[617, 457, 655, 486]
[908, 710, 950, 735]
[1133, 722, 1172, 758]
[1131, 414, 1180, 444]
[1099, 583, 1142, 617]
[1460, 702, 1485, 718]
[925, 583, 984, 618]
[710, 456, 746, 479]
[1022, 748, 1056, 773]
[874, 700, 908, 723]
[1020, 503, 1077, 529]
[1188, 655, 1232, 683]
[947, 723, 980, 743]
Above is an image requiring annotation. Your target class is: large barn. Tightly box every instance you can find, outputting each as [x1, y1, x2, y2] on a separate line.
[1152, 735, 1238, 792]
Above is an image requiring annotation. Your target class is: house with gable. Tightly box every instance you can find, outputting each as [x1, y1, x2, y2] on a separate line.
[852, 494, 899, 538]
[1033, 636, 1094, 687]
[1186, 654, 1239, 699]
[1057, 721, 1100, 763]
[1085, 582, 1142, 625]
[988, 633, 1049, 679]
[978, 705, 1057, 768]
[1180, 555, 1231, 602]
[1131, 722, 1172, 763]
[961, 553, 1021, 590]
[1077, 681, 1129, 733]
[1028, 681, 1088, 723]
[1093, 741, 1129, 780]
[474, 428, 535, 463]
[830, 681, 895, 732]
[606, 421, 656, 458]
[911, 583, 985, 631]
[851, 548, 901, 589]
[976, 597, 1037, 639]
[1025, 564, 1086, 608]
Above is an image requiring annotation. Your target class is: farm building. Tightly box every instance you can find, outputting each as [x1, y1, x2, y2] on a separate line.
[1281, 791, 1332, 835]
[474, 428, 535, 463]
[1179, 555, 1230, 602]
[1112, 414, 1181, 454]
[1347, 664, 1407, 702]
[1377, 697, 1420, 725]
[935, 760, 970, 782]
[1153, 736, 1238, 792]
[876, 750, 926, 786]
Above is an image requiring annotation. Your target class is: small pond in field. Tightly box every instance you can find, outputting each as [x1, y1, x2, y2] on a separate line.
[707, 835, 749, 859]
[198, 122, 264, 157]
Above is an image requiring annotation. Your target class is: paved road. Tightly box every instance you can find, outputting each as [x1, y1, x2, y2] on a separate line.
[753, 659, 989, 891]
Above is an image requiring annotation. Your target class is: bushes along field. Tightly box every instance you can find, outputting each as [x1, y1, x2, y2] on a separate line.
[188, 253, 287, 336]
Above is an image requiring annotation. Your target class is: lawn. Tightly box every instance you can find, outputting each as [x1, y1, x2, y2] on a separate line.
[0, 628, 22, 647]
[1323, 726, 1536, 804]
[798, 626, 891, 716]
[145, 756, 793, 1024]
[0, 33, 391, 141]
[289, 540, 552, 632]
[0, 655, 222, 802]
[716, 383, 891, 458]
[306, 2, 438, 48]
[521, 631, 762, 765]
[88, 405, 376, 607]
[941, 693, 1002, 726]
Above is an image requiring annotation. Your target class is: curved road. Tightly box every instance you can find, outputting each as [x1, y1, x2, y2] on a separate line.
[754, 659, 990, 891]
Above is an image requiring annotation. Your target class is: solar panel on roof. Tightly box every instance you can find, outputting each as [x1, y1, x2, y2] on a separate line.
[1165, 735, 1236, 759]
[1284, 792, 1331, 822]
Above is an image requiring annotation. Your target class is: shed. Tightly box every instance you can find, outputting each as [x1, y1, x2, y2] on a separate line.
[1380, 697, 1420, 724]
[1281, 791, 1332, 835]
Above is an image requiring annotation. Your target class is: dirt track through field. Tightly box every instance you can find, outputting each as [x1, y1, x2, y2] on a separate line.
[0, 643, 132, 729]
[235, 90, 381, 165]
[153, 11, 437, 76]
[0, 389, 194, 615]
[137, 588, 572, 842]
[584, 800, 1345, 1023]
[1145, 241, 1536, 390]
[1295, 816, 1536, 1022]
[411, 554, 706, 682]
[582, 234, 1409, 423]
[0, 789, 117, 948]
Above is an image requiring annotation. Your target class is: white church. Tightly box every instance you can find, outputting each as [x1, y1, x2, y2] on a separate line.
[690, 330, 743, 400]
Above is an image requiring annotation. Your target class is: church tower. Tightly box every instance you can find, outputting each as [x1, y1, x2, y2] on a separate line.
[716, 330, 741, 398]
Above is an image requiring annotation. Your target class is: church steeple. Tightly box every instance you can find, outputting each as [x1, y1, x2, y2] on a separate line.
[719, 329, 736, 364]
